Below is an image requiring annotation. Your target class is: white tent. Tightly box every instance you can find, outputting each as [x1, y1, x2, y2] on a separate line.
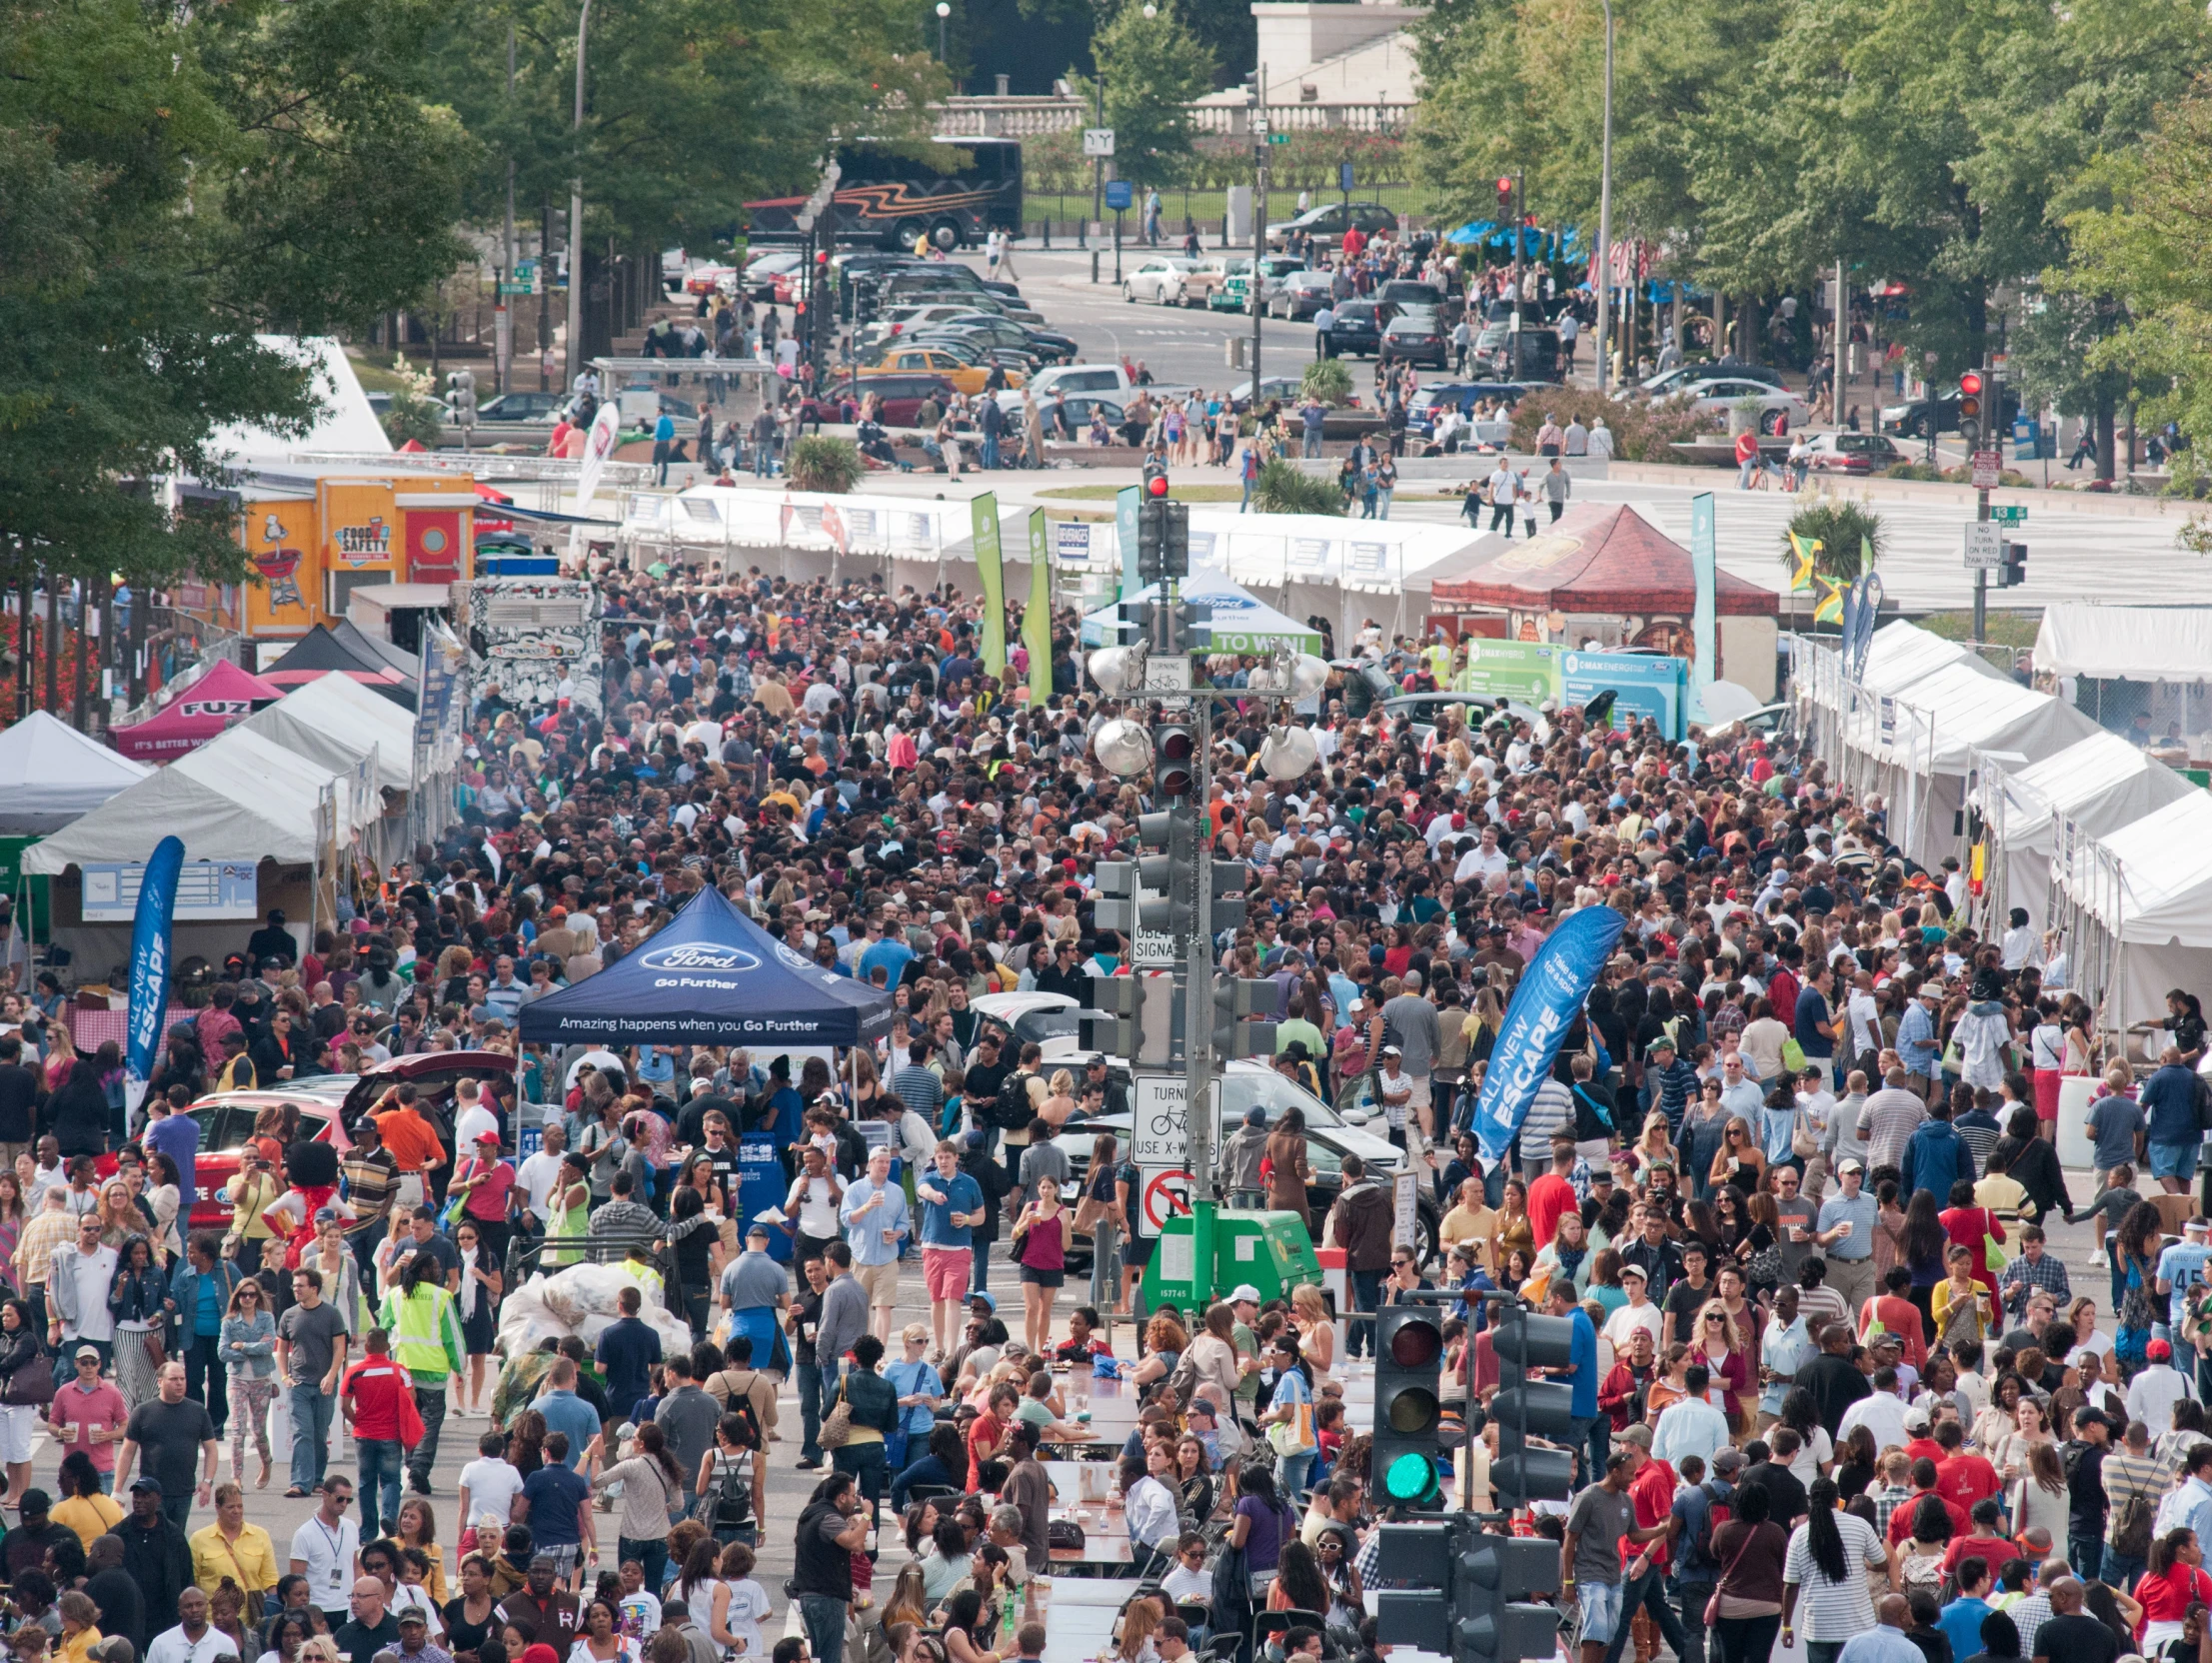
[207, 337, 390, 463]
[2054, 793, 2212, 1029]
[243, 672, 416, 796]
[174, 727, 376, 836]
[2034, 605, 2212, 682]
[23, 767, 323, 873]
[1981, 733, 2198, 932]
[0, 715, 153, 835]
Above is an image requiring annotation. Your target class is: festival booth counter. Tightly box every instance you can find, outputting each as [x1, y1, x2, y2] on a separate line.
[519, 886, 897, 1274]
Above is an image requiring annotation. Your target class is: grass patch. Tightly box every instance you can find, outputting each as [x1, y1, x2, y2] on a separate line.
[347, 353, 419, 396]
[1920, 610, 2041, 648]
[1039, 484, 1247, 502]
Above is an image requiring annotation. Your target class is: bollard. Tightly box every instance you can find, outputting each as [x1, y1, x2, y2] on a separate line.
[1092, 250, 1100, 285]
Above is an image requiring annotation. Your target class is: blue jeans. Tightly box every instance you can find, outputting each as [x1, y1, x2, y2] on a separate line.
[2105, 1549, 2145, 1591]
[359, 1436, 404, 1536]
[797, 1358, 841, 1462]
[619, 1535, 668, 1594]
[800, 1595, 848, 1663]
[2070, 1534, 2104, 1583]
[1347, 1268, 1385, 1357]
[982, 433, 1001, 470]
[1274, 1446, 1315, 1501]
[290, 1380, 335, 1491]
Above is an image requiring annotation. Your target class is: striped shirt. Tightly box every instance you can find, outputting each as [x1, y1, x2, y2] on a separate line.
[1783, 1511, 1885, 1641]
[1522, 1079, 1574, 1150]
[2102, 1451, 2166, 1546]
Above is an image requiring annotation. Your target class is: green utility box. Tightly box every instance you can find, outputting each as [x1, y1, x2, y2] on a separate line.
[1142, 1208, 1321, 1312]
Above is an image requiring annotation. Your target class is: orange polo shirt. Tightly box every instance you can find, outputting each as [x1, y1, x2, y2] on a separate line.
[372, 1106, 446, 1173]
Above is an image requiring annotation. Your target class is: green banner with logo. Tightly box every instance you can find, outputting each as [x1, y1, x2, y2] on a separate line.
[1026, 510, 1054, 706]
[973, 494, 1007, 676]
[1449, 639, 1560, 703]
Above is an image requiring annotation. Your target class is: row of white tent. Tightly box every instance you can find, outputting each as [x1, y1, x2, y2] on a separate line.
[1799, 621, 2211, 1027]
[21, 671, 419, 877]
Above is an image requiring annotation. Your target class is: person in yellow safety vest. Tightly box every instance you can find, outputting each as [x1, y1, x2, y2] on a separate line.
[379, 1249, 467, 1497]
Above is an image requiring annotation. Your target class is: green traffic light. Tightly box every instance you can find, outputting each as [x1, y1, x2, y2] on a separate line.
[1383, 1449, 1436, 1503]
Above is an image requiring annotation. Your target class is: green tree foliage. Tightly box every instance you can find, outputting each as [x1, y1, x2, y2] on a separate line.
[1075, 1, 1216, 189]
[1781, 499, 1884, 581]
[1300, 360, 1353, 406]
[788, 436, 866, 494]
[1251, 459, 1342, 515]
[1, 0, 468, 589]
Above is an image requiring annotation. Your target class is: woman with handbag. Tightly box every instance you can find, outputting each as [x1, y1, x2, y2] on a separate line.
[218, 1276, 277, 1489]
[107, 1232, 171, 1411]
[1708, 1477, 1790, 1663]
[0, 1295, 49, 1505]
[826, 1332, 901, 1537]
[190, 1481, 278, 1612]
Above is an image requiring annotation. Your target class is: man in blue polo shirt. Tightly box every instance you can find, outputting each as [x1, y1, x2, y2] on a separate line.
[1547, 1279, 1602, 1482]
[533, 1357, 601, 1466]
[916, 1139, 985, 1356]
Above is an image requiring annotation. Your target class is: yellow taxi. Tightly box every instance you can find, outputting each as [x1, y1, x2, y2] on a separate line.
[860, 346, 1024, 396]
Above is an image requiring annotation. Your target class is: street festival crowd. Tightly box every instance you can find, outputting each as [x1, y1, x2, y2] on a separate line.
[1, 566, 2212, 1663]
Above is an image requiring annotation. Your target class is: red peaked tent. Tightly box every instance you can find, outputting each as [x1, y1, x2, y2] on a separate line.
[109, 659, 282, 762]
[1427, 505, 1778, 616]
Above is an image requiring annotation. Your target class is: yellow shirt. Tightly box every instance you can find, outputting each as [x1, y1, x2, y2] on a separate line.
[60, 1628, 100, 1663]
[53, 1492, 123, 1550]
[1441, 1203, 1499, 1270]
[1974, 1172, 2028, 1224]
[191, 1521, 280, 1595]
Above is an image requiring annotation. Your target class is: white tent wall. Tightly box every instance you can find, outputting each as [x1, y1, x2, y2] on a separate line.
[2052, 794, 2212, 1031]
[0, 714, 154, 835]
[1978, 735, 2198, 935]
[2034, 605, 2212, 683]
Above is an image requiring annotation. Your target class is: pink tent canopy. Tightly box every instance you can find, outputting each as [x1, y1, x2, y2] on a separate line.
[109, 659, 282, 761]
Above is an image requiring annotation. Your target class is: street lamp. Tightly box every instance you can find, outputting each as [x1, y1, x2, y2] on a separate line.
[936, 0, 950, 60]
[1257, 723, 1320, 780]
[566, 0, 594, 396]
[1591, 0, 1614, 394]
[1093, 717, 1155, 776]
[1141, 3, 1156, 14]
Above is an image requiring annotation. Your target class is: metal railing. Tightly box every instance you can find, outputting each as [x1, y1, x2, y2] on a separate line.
[933, 95, 1417, 139]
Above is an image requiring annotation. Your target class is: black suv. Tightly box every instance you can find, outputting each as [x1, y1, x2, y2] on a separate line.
[1316, 300, 1391, 359]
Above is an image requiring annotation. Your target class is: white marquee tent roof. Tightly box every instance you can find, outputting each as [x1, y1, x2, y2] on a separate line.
[24, 767, 320, 872]
[242, 672, 417, 796]
[2061, 793, 2212, 949]
[1898, 660, 2100, 773]
[2008, 733, 2196, 842]
[0, 715, 153, 835]
[2034, 605, 2212, 683]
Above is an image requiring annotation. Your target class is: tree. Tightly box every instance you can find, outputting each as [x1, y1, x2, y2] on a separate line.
[1781, 499, 1884, 584]
[1251, 460, 1342, 516]
[1077, 1, 1215, 189]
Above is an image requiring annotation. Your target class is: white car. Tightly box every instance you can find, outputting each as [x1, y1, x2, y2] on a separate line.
[1122, 257, 1202, 306]
[1047, 1057, 1408, 1176]
[970, 989, 1086, 1059]
[1674, 377, 1811, 435]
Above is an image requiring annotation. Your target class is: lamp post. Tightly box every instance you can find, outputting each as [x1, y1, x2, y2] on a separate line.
[565, 0, 593, 397]
[936, 1, 950, 61]
[1591, 0, 1614, 394]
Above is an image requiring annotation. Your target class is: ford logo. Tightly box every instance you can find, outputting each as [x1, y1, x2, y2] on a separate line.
[639, 943, 760, 973]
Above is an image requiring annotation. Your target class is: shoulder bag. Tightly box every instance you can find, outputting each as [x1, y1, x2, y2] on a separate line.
[819, 1379, 855, 1449]
[0, 1349, 52, 1408]
[1703, 1525, 1761, 1626]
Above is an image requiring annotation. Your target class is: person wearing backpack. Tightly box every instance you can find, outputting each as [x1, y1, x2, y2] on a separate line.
[704, 1333, 776, 1511]
[1670, 1447, 1745, 1663]
[2101, 1417, 2165, 1588]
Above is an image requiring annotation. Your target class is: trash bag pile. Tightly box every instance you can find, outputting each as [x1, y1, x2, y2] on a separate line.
[496, 1261, 692, 1356]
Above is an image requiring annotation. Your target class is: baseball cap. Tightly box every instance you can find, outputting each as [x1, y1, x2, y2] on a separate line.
[1615, 1423, 1653, 1450]
[1229, 1283, 1263, 1304]
[2149, 1338, 2174, 1360]
[968, 1290, 998, 1314]
[74, 1345, 100, 1362]
[1617, 1262, 1647, 1281]
[1903, 1406, 1931, 1431]
[1837, 1157, 1864, 1174]
[475, 1130, 501, 1145]
[1712, 1449, 1748, 1474]
[745, 1222, 771, 1241]
[128, 1475, 164, 1495]
[397, 1612, 430, 1629]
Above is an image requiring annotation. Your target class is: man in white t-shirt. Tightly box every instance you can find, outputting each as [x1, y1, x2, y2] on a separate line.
[459, 1427, 527, 1536]
[288, 1476, 363, 1627]
[516, 1123, 569, 1227]
[1601, 1265, 1665, 1355]
[453, 1079, 500, 1150]
[147, 1588, 231, 1663]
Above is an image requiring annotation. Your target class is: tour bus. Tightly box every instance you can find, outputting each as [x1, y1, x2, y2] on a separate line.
[745, 137, 1023, 252]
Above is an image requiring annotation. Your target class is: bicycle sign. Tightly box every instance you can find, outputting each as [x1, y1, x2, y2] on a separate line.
[1131, 1075, 1188, 1165]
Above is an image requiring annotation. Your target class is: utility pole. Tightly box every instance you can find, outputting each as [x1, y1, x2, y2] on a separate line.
[1250, 65, 1266, 403]
[499, 23, 516, 397]
[1508, 171, 1525, 382]
[1591, 0, 1613, 393]
[565, 0, 594, 396]
[1089, 75, 1105, 249]
[1833, 256, 1845, 430]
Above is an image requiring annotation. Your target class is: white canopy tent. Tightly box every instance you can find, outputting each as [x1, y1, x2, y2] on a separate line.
[2034, 605, 2212, 682]
[1976, 732, 2198, 933]
[0, 715, 153, 835]
[2053, 793, 2212, 1032]
[242, 672, 416, 796]
[174, 728, 376, 838]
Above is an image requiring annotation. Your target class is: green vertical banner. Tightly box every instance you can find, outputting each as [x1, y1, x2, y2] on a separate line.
[1026, 510, 1054, 706]
[973, 493, 1008, 676]
[1115, 485, 1141, 602]
[1688, 491, 1717, 721]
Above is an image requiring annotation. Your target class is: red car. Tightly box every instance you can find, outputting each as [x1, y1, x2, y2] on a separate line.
[105, 1050, 518, 1233]
[823, 373, 958, 427]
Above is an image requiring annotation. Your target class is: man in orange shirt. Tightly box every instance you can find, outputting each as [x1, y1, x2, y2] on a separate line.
[368, 1084, 446, 1210]
[1527, 1139, 1579, 1256]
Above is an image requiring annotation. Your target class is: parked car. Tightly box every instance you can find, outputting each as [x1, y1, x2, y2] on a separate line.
[1264, 201, 1399, 251]
[1316, 300, 1392, 359]
[1879, 383, 2022, 440]
[1381, 308, 1450, 369]
[743, 250, 803, 299]
[1678, 377, 1810, 435]
[1637, 359, 1786, 400]
[862, 346, 1023, 395]
[106, 1050, 517, 1235]
[1472, 323, 1561, 381]
[1122, 257, 1204, 306]
[1375, 279, 1461, 327]
[1799, 431, 1904, 474]
[826, 373, 959, 425]
[1270, 269, 1338, 320]
[1404, 381, 1534, 437]
[1227, 375, 1305, 413]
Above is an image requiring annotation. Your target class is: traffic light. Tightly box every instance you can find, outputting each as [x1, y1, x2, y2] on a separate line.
[1376, 1517, 1564, 1663]
[1092, 859, 1137, 935]
[1209, 862, 1246, 929]
[1957, 369, 1984, 445]
[1999, 540, 2028, 588]
[1490, 1303, 1578, 1507]
[1495, 176, 1513, 221]
[1137, 500, 1166, 585]
[446, 370, 477, 429]
[1160, 500, 1189, 581]
[1372, 1305, 1446, 1509]
[1141, 461, 1169, 500]
[1152, 718, 1197, 802]
[1078, 966, 1173, 1063]
[855, 280, 878, 327]
[1211, 977, 1280, 1059]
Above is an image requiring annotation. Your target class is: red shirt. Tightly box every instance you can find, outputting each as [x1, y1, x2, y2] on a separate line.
[1860, 1295, 1927, 1369]
[1621, 1458, 1677, 1571]
[460, 1157, 517, 1222]
[1936, 1452, 2002, 1511]
[1942, 1533, 2018, 1575]
[2134, 1566, 2212, 1635]
[1528, 1175, 1576, 1255]
[966, 1409, 1006, 1491]
[1887, 1489, 1969, 1545]
[1903, 1437, 1944, 1468]
[342, 1357, 412, 1441]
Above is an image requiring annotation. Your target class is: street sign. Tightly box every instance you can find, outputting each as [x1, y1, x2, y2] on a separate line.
[1993, 505, 2028, 525]
[497, 282, 534, 296]
[1131, 1075, 1189, 1164]
[1141, 655, 1192, 693]
[1083, 128, 1116, 157]
[1105, 180, 1133, 212]
[1972, 449, 2002, 488]
[1138, 1165, 1192, 1236]
[1338, 162, 1355, 191]
[1964, 523, 2003, 570]
[1267, 132, 1289, 145]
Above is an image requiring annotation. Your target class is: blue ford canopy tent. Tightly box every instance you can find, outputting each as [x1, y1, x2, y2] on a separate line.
[518, 885, 895, 1047]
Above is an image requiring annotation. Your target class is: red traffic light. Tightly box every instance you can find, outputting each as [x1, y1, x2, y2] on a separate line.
[1496, 177, 1512, 193]
[1157, 729, 1193, 763]
[1959, 371, 1983, 396]
[1146, 474, 1169, 498]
